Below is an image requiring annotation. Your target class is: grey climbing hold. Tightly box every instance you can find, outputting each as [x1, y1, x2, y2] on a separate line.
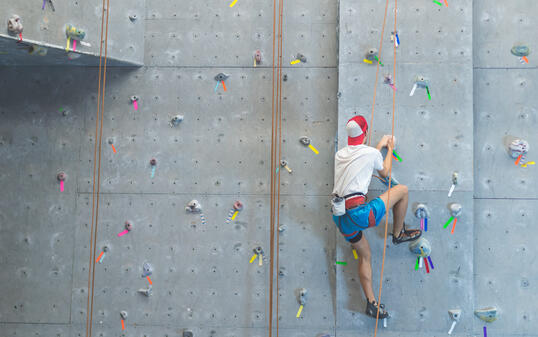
[300, 136, 311, 146]
[120, 311, 128, 320]
[7, 15, 23, 35]
[185, 200, 202, 213]
[107, 137, 114, 145]
[409, 237, 431, 257]
[365, 48, 378, 62]
[475, 306, 498, 322]
[130, 95, 139, 103]
[150, 158, 157, 166]
[283, 74, 288, 82]
[296, 53, 307, 63]
[124, 221, 133, 231]
[414, 203, 430, 219]
[129, 14, 138, 22]
[142, 262, 153, 277]
[278, 224, 287, 232]
[279, 267, 286, 277]
[253, 246, 264, 255]
[511, 45, 530, 57]
[103, 245, 109, 252]
[415, 76, 430, 88]
[449, 203, 463, 218]
[298, 288, 308, 305]
[183, 330, 193, 337]
[138, 285, 152, 297]
[170, 115, 184, 127]
[57, 171, 67, 181]
[214, 73, 229, 82]
[508, 139, 529, 159]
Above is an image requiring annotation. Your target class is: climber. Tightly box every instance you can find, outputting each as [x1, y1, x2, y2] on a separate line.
[331, 115, 422, 319]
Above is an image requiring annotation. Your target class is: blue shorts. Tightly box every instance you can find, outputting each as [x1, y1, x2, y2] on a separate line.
[332, 197, 386, 242]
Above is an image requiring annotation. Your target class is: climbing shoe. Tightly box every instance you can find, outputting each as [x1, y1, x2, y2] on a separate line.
[366, 299, 389, 319]
[392, 224, 422, 245]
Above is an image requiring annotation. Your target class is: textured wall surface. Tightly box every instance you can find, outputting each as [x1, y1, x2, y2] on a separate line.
[473, 1, 537, 336]
[0, 0, 536, 337]
[0, 0, 144, 65]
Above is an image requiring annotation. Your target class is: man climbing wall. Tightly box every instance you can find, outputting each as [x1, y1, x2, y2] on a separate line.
[331, 115, 422, 318]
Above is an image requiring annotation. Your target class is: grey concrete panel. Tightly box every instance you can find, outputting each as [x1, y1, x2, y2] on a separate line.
[0, 323, 72, 337]
[474, 0, 536, 68]
[0, 67, 88, 323]
[474, 69, 537, 198]
[339, 0, 472, 65]
[337, 63, 474, 192]
[0, 0, 145, 65]
[474, 199, 538, 336]
[71, 194, 271, 327]
[336, 191, 474, 334]
[145, 0, 337, 67]
[75, 67, 337, 197]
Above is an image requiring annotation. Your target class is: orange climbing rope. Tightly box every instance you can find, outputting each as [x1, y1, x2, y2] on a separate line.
[86, 1, 110, 337]
[371, 0, 398, 336]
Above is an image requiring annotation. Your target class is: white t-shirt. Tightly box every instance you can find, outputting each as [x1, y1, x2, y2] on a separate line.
[332, 145, 384, 197]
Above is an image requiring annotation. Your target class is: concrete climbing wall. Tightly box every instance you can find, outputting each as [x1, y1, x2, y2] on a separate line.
[473, 0, 538, 335]
[0, 0, 340, 336]
[337, 0, 474, 335]
[0, 0, 144, 65]
[0, 0, 537, 337]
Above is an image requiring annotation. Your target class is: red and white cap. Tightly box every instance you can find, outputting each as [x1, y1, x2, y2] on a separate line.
[346, 115, 368, 145]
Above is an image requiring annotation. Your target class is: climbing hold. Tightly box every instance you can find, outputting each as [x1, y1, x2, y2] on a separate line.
[448, 172, 458, 197]
[65, 24, 86, 40]
[149, 158, 157, 166]
[183, 330, 194, 337]
[253, 246, 264, 256]
[283, 74, 288, 82]
[508, 139, 529, 159]
[415, 76, 430, 88]
[365, 48, 378, 62]
[384, 74, 396, 90]
[28, 45, 48, 56]
[185, 200, 202, 213]
[449, 203, 463, 218]
[414, 203, 430, 219]
[103, 245, 109, 253]
[138, 286, 152, 297]
[170, 115, 184, 127]
[511, 45, 530, 57]
[280, 160, 292, 173]
[233, 201, 244, 211]
[124, 221, 133, 231]
[130, 95, 139, 103]
[475, 307, 498, 322]
[7, 15, 23, 35]
[142, 262, 153, 277]
[409, 237, 431, 257]
[279, 267, 286, 277]
[278, 224, 287, 232]
[298, 288, 308, 305]
[120, 311, 128, 320]
[299, 136, 311, 146]
[57, 171, 67, 182]
[254, 50, 262, 65]
[296, 53, 307, 63]
[448, 309, 462, 335]
[214, 73, 229, 82]
[129, 14, 138, 22]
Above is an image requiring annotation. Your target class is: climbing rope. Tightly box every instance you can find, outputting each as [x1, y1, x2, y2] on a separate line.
[269, 0, 284, 335]
[372, 0, 398, 336]
[86, 1, 110, 336]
